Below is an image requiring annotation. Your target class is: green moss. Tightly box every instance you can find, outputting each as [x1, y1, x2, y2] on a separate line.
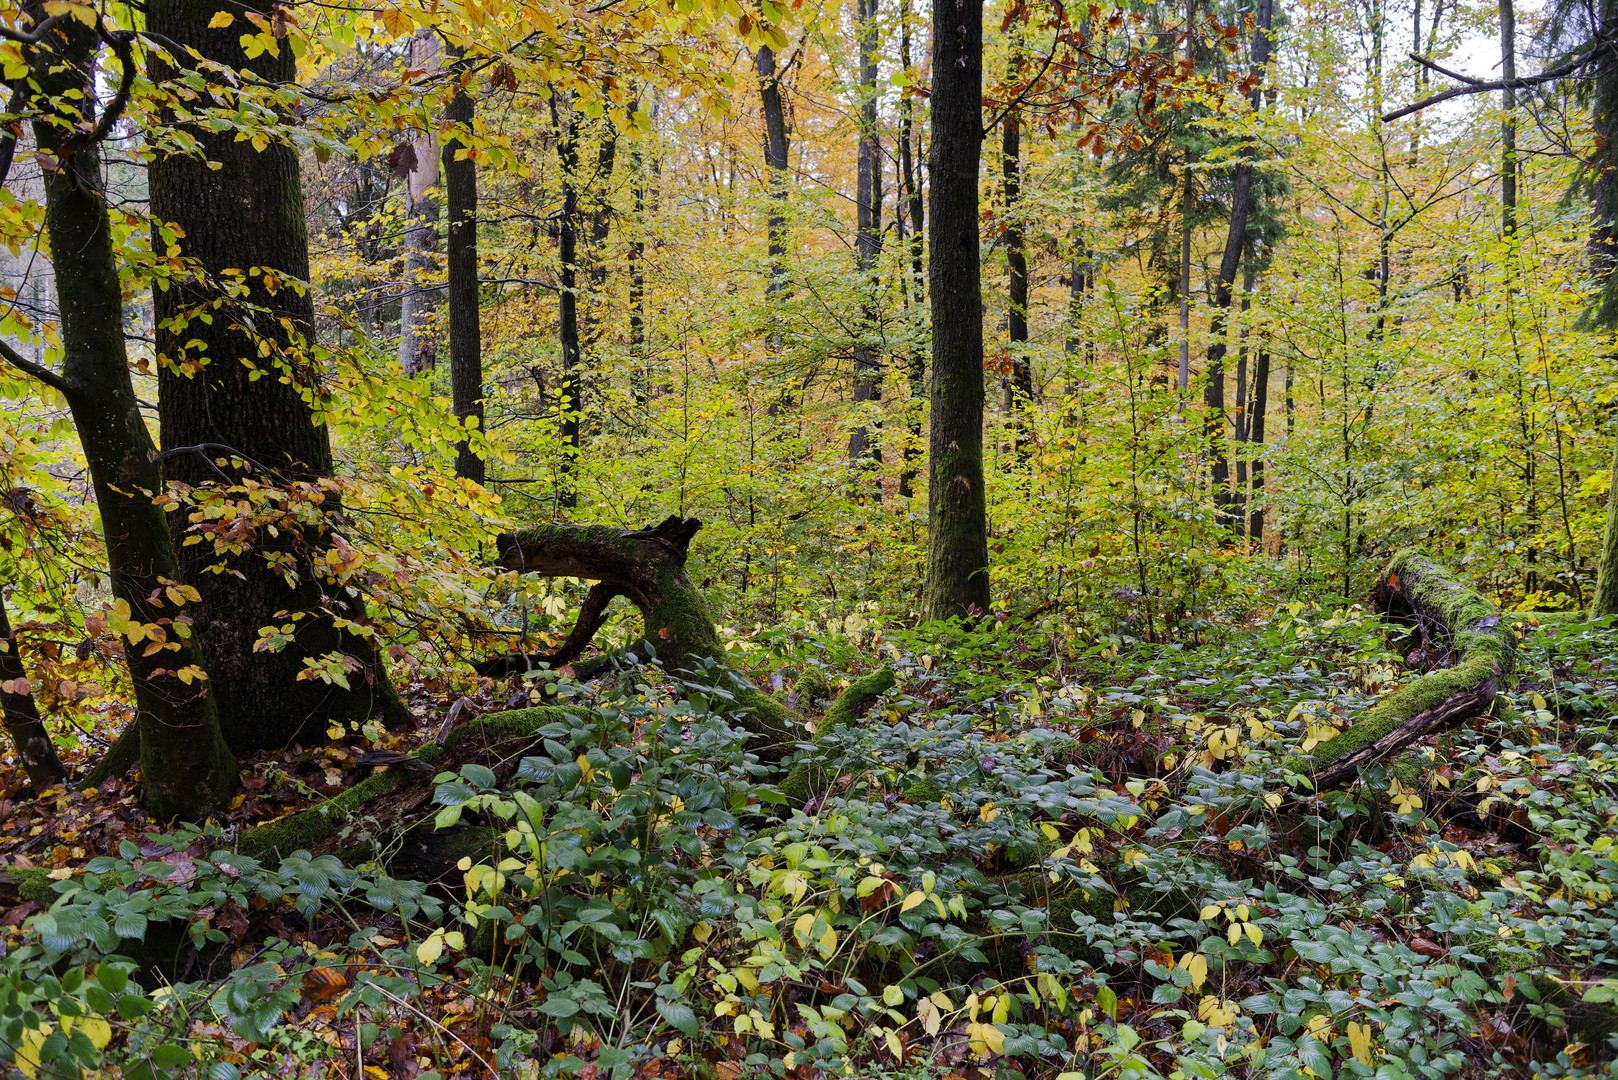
[1287, 550, 1514, 778]
[3, 867, 60, 906]
[778, 667, 894, 803]
[792, 667, 833, 705]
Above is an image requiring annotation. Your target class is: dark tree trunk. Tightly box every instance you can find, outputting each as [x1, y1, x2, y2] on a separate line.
[755, 43, 792, 362]
[584, 121, 619, 380]
[553, 99, 583, 509]
[1249, 339, 1271, 544]
[20, 11, 237, 816]
[629, 99, 649, 409]
[848, 0, 884, 489]
[923, 0, 990, 620]
[0, 591, 66, 791]
[443, 54, 484, 486]
[147, 0, 408, 751]
[1001, 41, 1030, 448]
[398, 30, 442, 378]
[1203, 0, 1274, 537]
[896, 0, 926, 499]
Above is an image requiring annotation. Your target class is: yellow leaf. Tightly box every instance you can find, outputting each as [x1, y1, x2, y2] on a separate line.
[900, 890, 925, 912]
[1200, 904, 1221, 921]
[62, 1014, 112, 1050]
[793, 911, 816, 946]
[692, 920, 712, 943]
[576, 754, 596, 782]
[208, 10, 234, 27]
[1346, 1020, 1376, 1064]
[1180, 951, 1208, 990]
[817, 923, 837, 958]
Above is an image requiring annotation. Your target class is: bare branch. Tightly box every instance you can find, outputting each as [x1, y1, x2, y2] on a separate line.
[0, 338, 75, 397]
[1383, 50, 1599, 122]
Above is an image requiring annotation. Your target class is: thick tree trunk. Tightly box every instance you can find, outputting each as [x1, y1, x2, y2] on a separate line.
[848, 0, 884, 489]
[1593, 439, 1618, 617]
[443, 53, 484, 485]
[1292, 551, 1514, 793]
[0, 591, 66, 791]
[147, 0, 409, 750]
[923, 0, 990, 621]
[23, 12, 237, 816]
[398, 30, 443, 378]
[487, 517, 798, 755]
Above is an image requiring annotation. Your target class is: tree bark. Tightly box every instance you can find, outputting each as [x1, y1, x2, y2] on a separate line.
[755, 42, 792, 363]
[22, 11, 237, 816]
[553, 98, 583, 509]
[896, 0, 926, 500]
[398, 30, 443, 378]
[1248, 339, 1271, 544]
[443, 51, 484, 485]
[1203, 0, 1274, 535]
[0, 589, 66, 791]
[1500, 0, 1517, 243]
[848, 0, 884, 488]
[1001, 38, 1031, 451]
[1593, 439, 1618, 617]
[923, 0, 990, 620]
[147, 0, 409, 750]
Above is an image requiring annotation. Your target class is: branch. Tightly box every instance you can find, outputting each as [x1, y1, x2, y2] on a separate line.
[86, 26, 136, 147]
[1383, 50, 1600, 122]
[0, 13, 65, 45]
[0, 338, 75, 397]
[0, 80, 32, 189]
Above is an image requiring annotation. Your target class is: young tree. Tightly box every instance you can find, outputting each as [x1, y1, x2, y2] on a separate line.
[443, 49, 484, 485]
[848, 0, 884, 486]
[398, 30, 443, 377]
[3, 9, 237, 816]
[147, 0, 409, 750]
[1001, 15, 1031, 448]
[923, 0, 990, 620]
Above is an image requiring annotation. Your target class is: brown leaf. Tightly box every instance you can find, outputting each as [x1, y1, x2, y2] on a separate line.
[1409, 936, 1448, 959]
[299, 966, 349, 1001]
[387, 141, 419, 179]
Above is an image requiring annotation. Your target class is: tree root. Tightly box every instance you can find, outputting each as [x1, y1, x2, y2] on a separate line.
[1291, 549, 1516, 794]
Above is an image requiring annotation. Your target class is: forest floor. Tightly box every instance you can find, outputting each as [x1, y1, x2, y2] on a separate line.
[0, 601, 1615, 1080]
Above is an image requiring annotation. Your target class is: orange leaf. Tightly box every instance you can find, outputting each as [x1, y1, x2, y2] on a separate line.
[300, 966, 349, 1001]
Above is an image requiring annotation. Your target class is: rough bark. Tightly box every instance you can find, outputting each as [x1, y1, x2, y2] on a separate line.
[398, 30, 443, 378]
[443, 52, 484, 485]
[1593, 438, 1618, 617]
[486, 516, 798, 757]
[553, 99, 583, 508]
[923, 0, 990, 621]
[755, 42, 792, 363]
[848, 0, 884, 488]
[1290, 551, 1515, 793]
[23, 11, 238, 817]
[1248, 341, 1270, 543]
[0, 590, 66, 790]
[147, 0, 409, 750]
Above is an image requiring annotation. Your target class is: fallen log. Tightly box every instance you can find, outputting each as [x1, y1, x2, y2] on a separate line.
[479, 515, 800, 759]
[1292, 550, 1516, 793]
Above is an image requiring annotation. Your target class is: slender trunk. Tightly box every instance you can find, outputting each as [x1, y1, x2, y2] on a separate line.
[398, 30, 442, 377]
[1203, 0, 1273, 535]
[1002, 38, 1031, 451]
[1595, 440, 1618, 616]
[755, 43, 792, 364]
[1178, 163, 1192, 392]
[148, 0, 408, 749]
[1234, 278, 1250, 528]
[443, 50, 484, 485]
[849, 0, 884, 487]
[629, 100, 648, 409]
[1500, 0, 1517, 243]
[923, 0, 990, 620]
[554, 99, 582, 508]
[0, 591, 66, 791]
[584, 120, 619, 386]
[1249, 336, 1271, 543]
[28, 11, 236, 815]
[897, 0, 926, 499]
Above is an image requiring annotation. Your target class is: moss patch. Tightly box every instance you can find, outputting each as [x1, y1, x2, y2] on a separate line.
[779, 667, 895, 803]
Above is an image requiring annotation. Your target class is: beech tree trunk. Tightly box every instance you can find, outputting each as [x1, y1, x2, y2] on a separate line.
[398, 30, 443, 378]
[0, 590, 66, 791]
[923, 0, 990, 621]
[18, 11, 237, 816]
[443, 52, 484, 485]
[147, 0, 409, 751]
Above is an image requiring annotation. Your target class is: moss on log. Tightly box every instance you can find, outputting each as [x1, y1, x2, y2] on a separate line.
[778, 666, 895, 803]
[490, 517, 800, 759]
[1290, 550, 1514, 792]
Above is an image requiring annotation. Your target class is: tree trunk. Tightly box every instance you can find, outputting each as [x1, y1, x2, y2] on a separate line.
[398, 30, 443, 378]
[896, 0, 926, 500]
[1500, 0, 1517, 243]
[755, 43, 792, 363]
[584, 120, 619, 396]
[443, 51, 484, 485]
[488, 517, 797, 755]
[1249, 339, 1270, 544]
[22, 11, 237, 816]
[1593, 440, 1618, 616]
[629, 99, 649, 409]
[1002, 40, 1031, 451]
[848, 0, 884, 489]
[923, 0, 990, 620]
[0, 589, 66, 791]
[1203, 0, 1273, 536]
[147, 0, 409, 751]
[553, 98, 583, 509]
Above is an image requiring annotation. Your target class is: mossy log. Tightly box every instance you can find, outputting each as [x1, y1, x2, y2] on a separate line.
[481, 516, 800, 760]
[1292, 550, 1515, 793]
[778, 666, 896, 803]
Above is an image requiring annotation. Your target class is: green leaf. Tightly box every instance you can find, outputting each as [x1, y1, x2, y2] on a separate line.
[655, 998, 699, 1037]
